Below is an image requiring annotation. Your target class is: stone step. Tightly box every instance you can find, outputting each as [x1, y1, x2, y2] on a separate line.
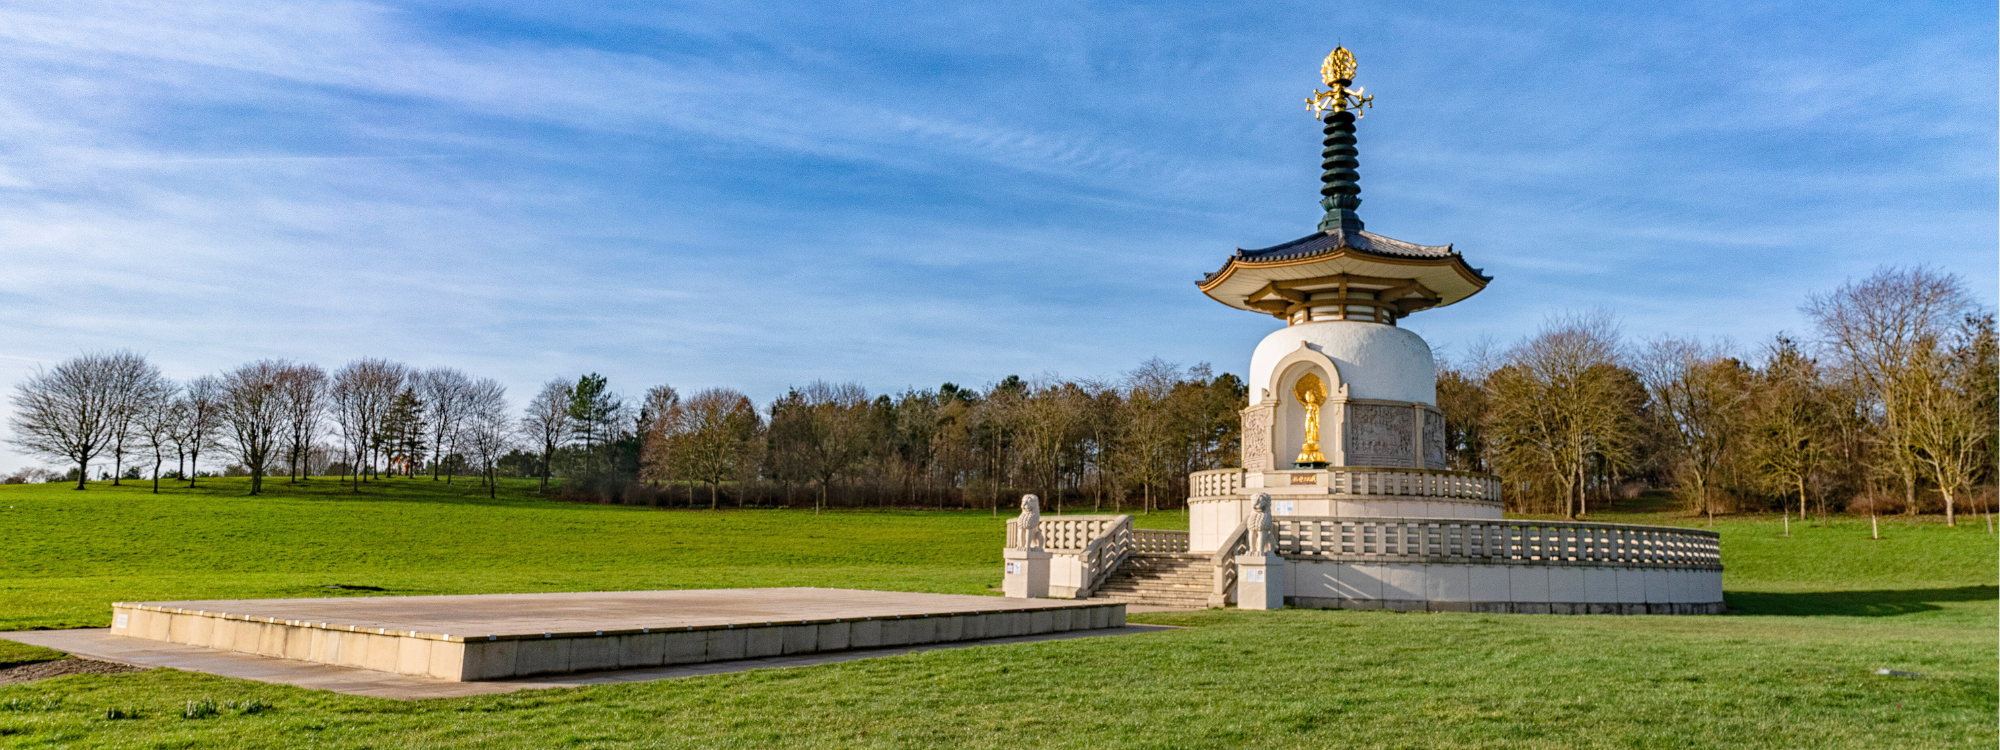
[1107, 570, 1209, 578]
[1095, 587, 1210, 597]
[1089, 594, 1210, 608]
[1091, 589, 1210, 600]
[1098, 579, 1209, 589]
[1087, 553, 1222, 608]
[1117, 570, 1211, 578]
[1104, 576, 1208, 588]
[1094, 584, 1206, 593]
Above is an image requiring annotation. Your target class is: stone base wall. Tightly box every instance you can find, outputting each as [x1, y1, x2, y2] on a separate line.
[1287, 597, 1724, 615]
[110, 601, 1127, 681]
[1280, 561, 1723, 615]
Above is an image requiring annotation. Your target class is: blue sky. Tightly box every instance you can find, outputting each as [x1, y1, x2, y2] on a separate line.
[1, 0, 1994, 472]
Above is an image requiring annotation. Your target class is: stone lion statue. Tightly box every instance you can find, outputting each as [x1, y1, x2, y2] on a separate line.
[1015, 494, 1045, 550]
[1246, 493, 1276, 555]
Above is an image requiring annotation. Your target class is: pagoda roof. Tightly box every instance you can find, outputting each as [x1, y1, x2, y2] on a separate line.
[1197, 228, 1491, 317]
[1232, 227, 1455, 263]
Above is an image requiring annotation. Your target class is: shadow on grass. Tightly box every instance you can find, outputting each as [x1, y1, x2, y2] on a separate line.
[1728, 586, 1997, 616]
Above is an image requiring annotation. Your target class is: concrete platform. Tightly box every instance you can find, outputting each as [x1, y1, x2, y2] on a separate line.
[108, 588, 1125, 682]
[8, 623, 1173, 700]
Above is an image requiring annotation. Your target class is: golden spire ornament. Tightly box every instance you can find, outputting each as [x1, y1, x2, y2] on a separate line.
[1307, 46, 1373, 118]
[1293, 373, 1328, 467]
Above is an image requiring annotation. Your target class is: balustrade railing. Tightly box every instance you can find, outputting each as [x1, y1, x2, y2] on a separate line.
[1132, 529, 1190, 554]
[1209, 523, 1250, 608]
[1326, 470, 1500, 503]
[1271, 518, 1720, 568]
[1072, 518, 1134, 599]
[1187, 467, 1501, 504]
[1008, 514, 1128, 551]
[1190, 469, 1246, 498]
[1005, 514, 1137, 599]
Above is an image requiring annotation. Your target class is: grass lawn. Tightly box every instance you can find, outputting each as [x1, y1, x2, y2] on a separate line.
[0, 478, 1992, 748]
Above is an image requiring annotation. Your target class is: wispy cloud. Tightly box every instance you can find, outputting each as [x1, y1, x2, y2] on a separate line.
[0, 0, 1992, 471]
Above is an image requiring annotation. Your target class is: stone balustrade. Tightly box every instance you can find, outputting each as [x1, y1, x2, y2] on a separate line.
[1005, 514, 1136, 599]
[1132, 529, 1190, 554]
[1327, 470, 1500, 503]
[1190, 468, 1246, 499]
[1008, 515, 1128, 551]
[1272, 517, 1720, 569]
[1223, 516, 1726, 614]
[1189, 467, 1502, 504]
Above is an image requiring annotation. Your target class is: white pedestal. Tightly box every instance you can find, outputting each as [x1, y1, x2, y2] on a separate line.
[1236, 553, 1287, 610]
[1003, 548, 1051, 598]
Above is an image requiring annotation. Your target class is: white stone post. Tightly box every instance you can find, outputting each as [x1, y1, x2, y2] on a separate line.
[1237, 492, 1286, 609]
[1235, 553, 1286, 610]
[1003, 548, 1051, 598]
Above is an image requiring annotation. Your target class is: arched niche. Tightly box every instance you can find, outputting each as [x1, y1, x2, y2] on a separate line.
[1266, 343, 1346, 470]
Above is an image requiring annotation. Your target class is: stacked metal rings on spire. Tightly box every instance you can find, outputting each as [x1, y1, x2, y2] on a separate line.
[1318, 109, 1363, 233]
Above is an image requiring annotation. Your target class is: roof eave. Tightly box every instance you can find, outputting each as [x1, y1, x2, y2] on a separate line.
[1196, 248, 1492, 313]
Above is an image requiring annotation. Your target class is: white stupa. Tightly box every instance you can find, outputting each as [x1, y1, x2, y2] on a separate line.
[1007, 48, 1722, 615]
[1182, 46, 1501, 551]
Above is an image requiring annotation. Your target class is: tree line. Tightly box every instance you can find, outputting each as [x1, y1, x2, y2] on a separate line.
[5, 353, 1246, 513]
[7, 358, 512, 496]
[1437, 266, 1995, 529]
[523, 359, 1245, 514]
[10, 265, 1991, 524]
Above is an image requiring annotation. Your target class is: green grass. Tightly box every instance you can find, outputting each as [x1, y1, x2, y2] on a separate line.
[0, 477, 1015, 631]
[0, 640, 64, 669]
[0, 478, 1992, 748]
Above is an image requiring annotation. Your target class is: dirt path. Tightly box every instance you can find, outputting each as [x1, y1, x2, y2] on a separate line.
[0, 658, 146, 686]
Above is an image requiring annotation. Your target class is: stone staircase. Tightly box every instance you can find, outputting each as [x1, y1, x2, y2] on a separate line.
[1088, 553, 1214, 609]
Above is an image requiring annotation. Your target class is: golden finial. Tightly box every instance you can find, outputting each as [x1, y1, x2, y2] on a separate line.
[1321, 47, 1356, 85]
[1307, 46, 1373, 119]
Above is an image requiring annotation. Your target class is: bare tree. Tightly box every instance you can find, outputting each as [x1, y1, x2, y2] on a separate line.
[669, 388, 763, 509]
[1803, 266, 1974, 515]
[330, 359, 408, 490]
[460, 378, 511, 499]
[220, 361, 289, 494]
[8, 352, 143, 490]
[1122, 359, 1184, 515]
[177, 375, 224, 486]
[1487, 312, 1641, 518]
[974, 379, 1024, 516]
[521, 379, 573, 492]
[276, 363, 329, 482]
[638, 384, 683, 488]
[1019, 380, 1087, 513]
[789, 381, 870, 514]
[419, 368, 475, 483]
[135, 379, 183, 493]
[1749, 336, 1830, 529]
[1639, 337, 1751, 524]
[1905, 314, 1997, 528]
[99, 352, 169, 486]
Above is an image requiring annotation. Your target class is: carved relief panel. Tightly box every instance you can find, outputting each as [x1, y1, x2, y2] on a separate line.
[1344, 403, 1413, 468]
[1240, 403, 1274, 472]
[1423, 407, 1447, 469]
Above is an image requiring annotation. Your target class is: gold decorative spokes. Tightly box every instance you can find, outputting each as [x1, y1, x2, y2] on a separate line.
[1307, 46, 1374, 118]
